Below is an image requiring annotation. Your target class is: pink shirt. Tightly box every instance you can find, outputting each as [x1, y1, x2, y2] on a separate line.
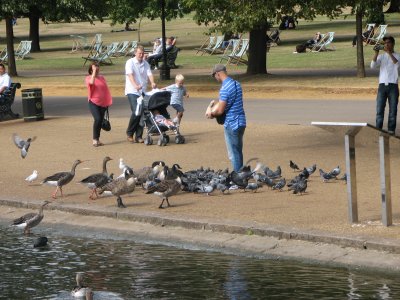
[85, 75, 113, 107]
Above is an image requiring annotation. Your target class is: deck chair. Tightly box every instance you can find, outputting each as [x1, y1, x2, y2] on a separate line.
[85, 42, 119, 65]
[362, 23, 376, 45]
[0, 48, 8, 63]
[202, 35, 225, 55]
[15, 41, 32, 59]
[113, 41, 130, 57]
[125, 41, 138, 56]
[219, 39, 241, 64]
[368, 24, 388, 47]
[70, 35, 88, 52]
[227, 38, 249, 65]
[267, 29, 281, 45]
[312, 32, 335, 52]
[195, 36, 216, 55]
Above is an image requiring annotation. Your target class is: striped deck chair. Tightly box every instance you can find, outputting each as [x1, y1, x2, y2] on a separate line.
[219, 39, 241, 64]
[202, 35, 225, 55]
[70, 35, 88, 52]
[0, 47, 8, 63]
[195, 36, 216, 55]
[312, 32, 335, 52]
[113, 41, 130, 57]
[125, 41, 138, 56]
[85, 42, 119, 65]
[363, 23, 376, 46]
[15, 41, 32, 60]
[227, 39, 249, 65]
[369, 25, 388, 47]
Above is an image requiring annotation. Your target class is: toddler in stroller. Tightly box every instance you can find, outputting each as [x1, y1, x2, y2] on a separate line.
[142, 90, 185, 146]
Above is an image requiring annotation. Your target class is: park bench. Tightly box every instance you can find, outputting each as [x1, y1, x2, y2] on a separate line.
[149, 46, 180, 69]
[0, 82, 21, 121]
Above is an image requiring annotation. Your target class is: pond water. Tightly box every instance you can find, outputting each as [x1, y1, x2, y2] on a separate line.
[1, 223, 400, 300]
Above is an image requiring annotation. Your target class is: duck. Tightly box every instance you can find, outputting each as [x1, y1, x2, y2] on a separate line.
[34, 236, 48, 248]
[41, 160, 84, 199]
[71, 273, 93, 299]
[79, 156, 112, 199]
[97, 168, 137, 208]
[12, 201, 50, 234]
[145, 177, 182, 208]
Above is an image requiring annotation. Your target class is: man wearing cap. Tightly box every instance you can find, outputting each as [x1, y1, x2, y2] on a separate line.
[371, 36, 400, 135]
[205, 64, 246, 172]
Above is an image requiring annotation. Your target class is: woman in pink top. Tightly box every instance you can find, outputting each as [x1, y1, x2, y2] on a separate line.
[85, 63, 113, 147]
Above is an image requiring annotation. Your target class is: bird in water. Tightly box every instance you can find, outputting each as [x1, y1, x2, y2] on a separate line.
[289, 160, 300, 172]
[25, 170, 38, 183]
[34, 236, 48, 248]
[71, 273, 93, 299]
[12, 201, 50, 234]
[146, 177, 182, 208]
[79, 156, 112, 199]
[97, 168, 137, 208]
[12, 133, 36, 159]
[41, 160, 84, 199]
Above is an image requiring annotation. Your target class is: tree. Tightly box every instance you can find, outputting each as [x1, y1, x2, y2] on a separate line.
[385, 0, 400, 12]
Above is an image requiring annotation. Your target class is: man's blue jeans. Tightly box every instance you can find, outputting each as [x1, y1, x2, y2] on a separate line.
[126, 94, 143, 139]
[376, 83, 399, 132]
[224, 126, 245, 172]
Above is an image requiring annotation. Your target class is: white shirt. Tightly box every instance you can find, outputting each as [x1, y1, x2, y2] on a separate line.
[370, 52, 400, 85]
[125, 57, 152, 96]
[0, 72, 11, 93]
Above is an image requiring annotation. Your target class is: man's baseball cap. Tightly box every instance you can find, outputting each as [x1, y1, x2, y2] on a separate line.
[383, 36, 395, 44]
[212, 64, 226, 77]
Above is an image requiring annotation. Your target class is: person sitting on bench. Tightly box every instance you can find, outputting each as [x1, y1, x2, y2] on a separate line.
[0, 63, 11, 103]
[146, 37, 176, 69]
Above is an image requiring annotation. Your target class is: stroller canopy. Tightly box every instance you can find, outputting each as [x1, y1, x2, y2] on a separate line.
[146, 91, 171, 111]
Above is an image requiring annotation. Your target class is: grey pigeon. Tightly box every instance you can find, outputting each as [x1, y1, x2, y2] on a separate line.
[12, 133, 36, 159]
[339, 173, 347, 184]
[265, 166, 281, 179]
[305, 164, 317, 175]
[289, 160, 300, 172]
[272, 178, 286, 191]
[196, 184, 214, 196]
[245, 182, 262, 192]
[319, 169, 335, 182]
[288, 179, 308, 195]
[328, 166, 341, 178]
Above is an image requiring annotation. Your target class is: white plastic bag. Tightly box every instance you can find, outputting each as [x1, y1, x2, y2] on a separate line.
[135, 95, 143, 116]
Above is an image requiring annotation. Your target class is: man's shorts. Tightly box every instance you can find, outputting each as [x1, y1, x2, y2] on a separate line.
[171, 103, 184, 113]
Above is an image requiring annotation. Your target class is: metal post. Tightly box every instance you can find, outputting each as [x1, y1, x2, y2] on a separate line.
[379, 135, 392, 226]
[345, 134, 358, 223]
[159, 0, 170, 80]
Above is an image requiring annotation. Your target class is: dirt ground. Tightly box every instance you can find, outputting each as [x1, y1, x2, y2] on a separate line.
[1, 114, 400, 241]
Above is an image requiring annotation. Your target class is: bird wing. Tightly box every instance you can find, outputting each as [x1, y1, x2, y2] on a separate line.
[42, 171, 69, 183]
[12, 133, 24, 149]
[13, 212, 36, 225]
[21, 147, 28, 159]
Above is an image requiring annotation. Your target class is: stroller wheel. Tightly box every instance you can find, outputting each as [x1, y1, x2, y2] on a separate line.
[144, 136, 153, 145]
[158, 137, 167, 146]
[165, 135, 170, 144]
[175, 135, 185, 144]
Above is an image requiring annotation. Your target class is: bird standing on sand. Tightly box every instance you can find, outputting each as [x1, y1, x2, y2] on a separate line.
[289, 160, 300, 172]
[272, 178, 286, 191]
[41, 160, 84, 199]
[146, 178, 182, 208]
[79, 156, 112, 199]
[25, 170, 38, 183]
[12, 133, 36, 159]
[12, 201, 50, 234]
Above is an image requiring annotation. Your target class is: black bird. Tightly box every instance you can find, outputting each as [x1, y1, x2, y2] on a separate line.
[12, 133, 36, 159]
[272, 178, 286, 191]
[289, 160, 300, 172]
[34, 236, 48, 248]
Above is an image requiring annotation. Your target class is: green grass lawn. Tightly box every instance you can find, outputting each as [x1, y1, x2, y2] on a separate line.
[0, 11, 399, 90]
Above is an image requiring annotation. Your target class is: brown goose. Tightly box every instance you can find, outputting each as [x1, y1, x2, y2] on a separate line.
[41, 160, 84, 199]
[145, 178, 182, 208]
[12, 201, 50, 234]
[79, 156, 112, 199]
[97, 168, 137, 208]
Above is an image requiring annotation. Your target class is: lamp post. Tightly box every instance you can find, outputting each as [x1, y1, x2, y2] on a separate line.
[159, 0, 170, 80]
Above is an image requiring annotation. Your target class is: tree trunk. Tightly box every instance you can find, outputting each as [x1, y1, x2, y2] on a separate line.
[355, 9, 365, 78]
[5, 17, 17, 77]
[385, 0, 400, 12]
[29, 15, 41, 52]
[246, 27, 267, 75]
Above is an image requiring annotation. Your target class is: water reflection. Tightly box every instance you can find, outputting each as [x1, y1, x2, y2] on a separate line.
[1, 225, 400, 299]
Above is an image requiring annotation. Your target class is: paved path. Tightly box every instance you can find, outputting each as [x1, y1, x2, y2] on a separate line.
[13, 96, 376, 125]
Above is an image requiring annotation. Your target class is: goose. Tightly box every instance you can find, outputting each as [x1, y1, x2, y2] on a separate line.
[97, 168, 137, 208]
[79, 156, 112, 199]
[145, 177, 182, 208]
[41, 160, 84, 199]
[12, 201, 50, 234]
[71, 273, 93, 299]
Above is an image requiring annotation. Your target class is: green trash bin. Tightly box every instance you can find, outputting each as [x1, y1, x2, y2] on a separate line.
[22, 88, 44, 121]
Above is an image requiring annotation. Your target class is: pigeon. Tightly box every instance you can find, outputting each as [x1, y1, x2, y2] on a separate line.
[264, 166, 281, 179]
[272, 178, 286, 191]
[245, 182, 262, 192]
[288, 179, 308, 195]
[254, 173, 274, 189]
[119, 158, 131, 171]
[299, 168, 310, 179]
[25, 170, 38, 183]
[196, 184, 214, 196]
[339, 173, 347, 183]
[305, 164, 317, 175]
[319, 169, 335, 182]
[289, 160, 300, 172]
[328, 166, 341, 178]
[12, 133, 36, 159]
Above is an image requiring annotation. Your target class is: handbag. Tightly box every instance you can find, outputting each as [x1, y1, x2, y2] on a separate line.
[101, 108, 111, 131]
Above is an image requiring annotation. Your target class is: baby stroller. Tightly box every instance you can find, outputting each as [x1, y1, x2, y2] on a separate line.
[142, 90, 185, 146]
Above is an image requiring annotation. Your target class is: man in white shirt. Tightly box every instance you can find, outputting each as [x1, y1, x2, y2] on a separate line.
[125, 45, 157, 143]
[371, 36, 400, 135]
[0, 63, 11, 103]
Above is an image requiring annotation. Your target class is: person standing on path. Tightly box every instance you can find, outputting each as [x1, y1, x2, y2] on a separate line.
[205, 64, 246, 172]
[125, 45, 156, 143]
[371, 36, 400, 135]
[85, 63, 112, 147]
